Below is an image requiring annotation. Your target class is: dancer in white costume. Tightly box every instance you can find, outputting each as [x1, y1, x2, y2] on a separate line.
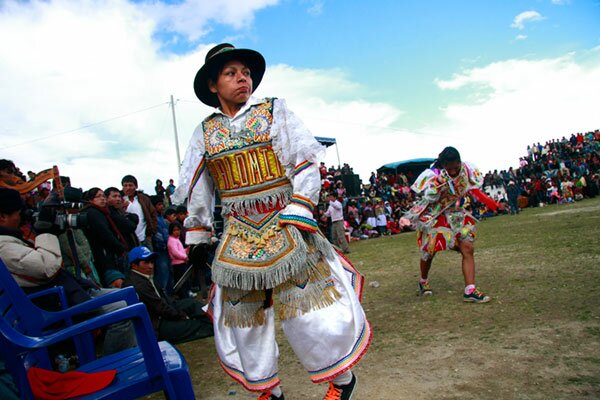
[173, 43, 371, 400]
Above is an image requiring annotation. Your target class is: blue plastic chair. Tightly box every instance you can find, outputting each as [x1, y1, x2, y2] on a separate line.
[0, 258, 196, 399]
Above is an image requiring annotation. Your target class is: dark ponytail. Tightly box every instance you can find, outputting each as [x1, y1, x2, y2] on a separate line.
[433, 146, 461, 169]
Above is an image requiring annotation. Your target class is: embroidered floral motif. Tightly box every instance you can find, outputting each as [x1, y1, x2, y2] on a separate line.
[204, 99, 274, 156]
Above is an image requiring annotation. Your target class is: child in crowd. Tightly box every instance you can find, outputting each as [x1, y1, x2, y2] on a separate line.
[167, 222, 190, 298]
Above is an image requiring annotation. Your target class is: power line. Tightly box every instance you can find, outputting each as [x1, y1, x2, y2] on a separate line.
[1, 101, 169, 150]
[179, 98, 449, 137]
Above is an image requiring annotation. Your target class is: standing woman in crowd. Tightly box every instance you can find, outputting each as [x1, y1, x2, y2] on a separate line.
[82, 188, 128, 288]
[401, 146, 499, 303]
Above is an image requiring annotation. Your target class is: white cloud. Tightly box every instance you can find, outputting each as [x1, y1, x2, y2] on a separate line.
[139, 0, 279, 41]
[511, 10, 544, 30]
[302, 0, 324, 16]
[433, 53, 600, 173]
[515, 34, 528, 41]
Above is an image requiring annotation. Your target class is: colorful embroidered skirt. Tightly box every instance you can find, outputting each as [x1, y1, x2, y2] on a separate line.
[417, 210, 477, 260]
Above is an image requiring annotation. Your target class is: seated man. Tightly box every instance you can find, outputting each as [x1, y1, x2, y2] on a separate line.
[124, 246, 213, 344]
[0, 188, 136, 355]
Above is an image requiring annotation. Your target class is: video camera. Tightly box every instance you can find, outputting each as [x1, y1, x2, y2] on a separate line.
[33, 186, 89, 234]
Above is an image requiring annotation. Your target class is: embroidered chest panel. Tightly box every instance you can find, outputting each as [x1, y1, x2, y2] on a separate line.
[206, 143, 287, 193]
[203, 99, 274, 157]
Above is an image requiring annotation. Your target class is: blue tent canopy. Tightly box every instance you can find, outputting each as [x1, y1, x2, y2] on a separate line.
[377, 158, 435, 173]
[315, 136, 336, 148]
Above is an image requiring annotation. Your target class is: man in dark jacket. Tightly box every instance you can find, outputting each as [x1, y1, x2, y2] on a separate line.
[123, 246, 213, 344]
[121, 175, 157, 250]
[105, 187, 139, 251]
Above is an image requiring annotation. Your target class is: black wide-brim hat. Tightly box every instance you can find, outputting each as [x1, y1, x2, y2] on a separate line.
[193, 43, 266, 108]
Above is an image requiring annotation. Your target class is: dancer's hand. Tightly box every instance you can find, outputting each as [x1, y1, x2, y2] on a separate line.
[399, 217, 412, 228]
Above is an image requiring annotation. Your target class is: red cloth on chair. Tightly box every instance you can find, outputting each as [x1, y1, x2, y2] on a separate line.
[27, 366, 116, 400]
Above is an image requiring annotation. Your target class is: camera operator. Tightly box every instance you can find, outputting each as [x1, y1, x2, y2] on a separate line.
[0, 188, 136, 355]
[0, 188, 62, 286]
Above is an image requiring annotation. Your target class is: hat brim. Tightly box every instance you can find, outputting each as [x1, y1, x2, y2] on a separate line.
[194, 48, 266, 107]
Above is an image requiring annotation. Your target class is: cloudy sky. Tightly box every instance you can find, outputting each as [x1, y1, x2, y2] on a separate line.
[1, 0, 599, 193]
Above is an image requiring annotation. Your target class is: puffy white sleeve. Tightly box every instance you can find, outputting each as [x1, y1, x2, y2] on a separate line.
[464, 161, 484, 189]
[173, 123, 215, 245]
[271, 98, 325, 232]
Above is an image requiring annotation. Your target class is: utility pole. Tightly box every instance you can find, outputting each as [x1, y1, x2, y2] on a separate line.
[170, 95, 181, 171]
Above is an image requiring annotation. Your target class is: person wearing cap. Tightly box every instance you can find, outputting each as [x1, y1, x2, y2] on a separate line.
[507, 180, 521, 214]
[123, 246, 213, 344]
[172, 43, 370, 400]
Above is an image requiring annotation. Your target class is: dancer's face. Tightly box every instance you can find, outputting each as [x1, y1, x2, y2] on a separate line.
[209, 60, 253, 112]
[444, 161, 462, 178]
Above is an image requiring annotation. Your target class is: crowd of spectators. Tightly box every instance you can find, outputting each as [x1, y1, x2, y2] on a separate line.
[481, 130, 599, 212]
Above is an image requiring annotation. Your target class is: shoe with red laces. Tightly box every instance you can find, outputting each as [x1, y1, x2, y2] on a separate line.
[257, 391, 284, 400]
[324, 374, 356, 400]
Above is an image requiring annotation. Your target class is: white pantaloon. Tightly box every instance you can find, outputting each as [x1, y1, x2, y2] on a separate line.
[206, 251, 371, 392]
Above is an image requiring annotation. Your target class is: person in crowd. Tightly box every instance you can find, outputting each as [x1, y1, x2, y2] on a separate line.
[0, 188, 136, 355]
[346, 200, 360, 229]
[151, 196, 173, 294]
[81, 188, 127, 288]
[167, 222, 190, 298]
[121, 175, 157, 250]
[175, 205, 188, 245]
[123, 246, 213, 344]
[57, 224, 101, 286]
[506, 181, 521, 214]
[401, 146, 498, 303]
[363, 200, 376, 228]
[155, 179, 166, 199]
[324, 193, 350, 254]
[334, 181, 346, 199]
[374, 200, 387, 236]
[164, 207, 178, 224]
[105, 187, 139, 251]
[166, 179, 176, 205]
[173, 43, 370, 400]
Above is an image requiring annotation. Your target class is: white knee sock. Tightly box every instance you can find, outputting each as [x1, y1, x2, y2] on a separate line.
[332, 370, 353, 385]
[271, 385, 282, 397]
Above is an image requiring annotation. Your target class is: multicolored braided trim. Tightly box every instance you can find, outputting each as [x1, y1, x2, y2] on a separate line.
[290, 193, 315, 212]
[279, 214, 318, 233]
[187, 158, 206, 200]
[293, 160, 314, 176]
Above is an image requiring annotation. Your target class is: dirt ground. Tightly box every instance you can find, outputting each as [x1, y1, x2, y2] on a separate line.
[153, 198, 600, 400]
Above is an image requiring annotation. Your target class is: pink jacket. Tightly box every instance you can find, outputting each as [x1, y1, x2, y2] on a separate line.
[167, 236, 188, 265]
